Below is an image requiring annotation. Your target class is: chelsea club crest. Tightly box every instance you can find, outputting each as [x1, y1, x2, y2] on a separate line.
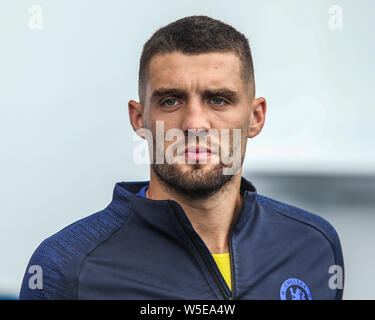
[280, 278, 312, 300]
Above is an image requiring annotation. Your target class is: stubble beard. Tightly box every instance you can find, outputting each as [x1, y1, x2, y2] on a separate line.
[152, 161, 235, 199]
[151, 137, 241, 198]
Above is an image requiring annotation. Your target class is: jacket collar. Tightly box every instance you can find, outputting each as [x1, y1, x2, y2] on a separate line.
[108, 176, 258, 240]
[107, 177, 257, 299]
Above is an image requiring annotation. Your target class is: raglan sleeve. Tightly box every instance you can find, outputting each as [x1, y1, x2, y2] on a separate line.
[19, 237, 76, 300]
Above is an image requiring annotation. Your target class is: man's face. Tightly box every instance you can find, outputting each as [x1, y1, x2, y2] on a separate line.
[142, 51, 255, 197]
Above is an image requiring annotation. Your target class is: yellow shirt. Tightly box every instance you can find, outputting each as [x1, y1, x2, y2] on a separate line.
[212, 253, 231, 290]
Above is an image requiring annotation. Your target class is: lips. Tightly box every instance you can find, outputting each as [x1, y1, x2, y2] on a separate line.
[185, 145, 211, 153]
[184, 145, 212, 162]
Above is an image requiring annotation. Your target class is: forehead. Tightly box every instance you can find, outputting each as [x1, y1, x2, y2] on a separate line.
[146, 51, 244, 93]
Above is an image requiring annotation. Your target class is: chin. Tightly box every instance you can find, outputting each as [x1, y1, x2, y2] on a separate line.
[152, 162, 234, 198]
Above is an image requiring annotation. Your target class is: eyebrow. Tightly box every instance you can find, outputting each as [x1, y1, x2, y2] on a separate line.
[151, 87, 240, 102]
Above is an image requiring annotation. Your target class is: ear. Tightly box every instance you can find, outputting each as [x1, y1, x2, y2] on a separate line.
[128, 100, 145, 136]
[248, 97, 266, 138]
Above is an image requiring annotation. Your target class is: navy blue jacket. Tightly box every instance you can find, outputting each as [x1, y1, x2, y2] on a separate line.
[19, 177, 344, 300]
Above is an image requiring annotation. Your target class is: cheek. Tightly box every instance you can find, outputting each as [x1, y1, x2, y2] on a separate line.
[151, 110, 183, 131]
[218, 112, 249, 133]
[146, 113, 183, 144]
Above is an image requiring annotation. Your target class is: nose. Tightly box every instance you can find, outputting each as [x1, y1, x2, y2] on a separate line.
[180, 97, 212, 133]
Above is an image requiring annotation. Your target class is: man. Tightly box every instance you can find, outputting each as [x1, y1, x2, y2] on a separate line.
[20, 16, 344, 300]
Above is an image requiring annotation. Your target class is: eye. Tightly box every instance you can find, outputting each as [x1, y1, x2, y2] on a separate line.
[162, 98, 180, 107]
[210, 97, 227, 106]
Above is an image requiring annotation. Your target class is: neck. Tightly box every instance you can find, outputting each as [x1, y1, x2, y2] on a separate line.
[147, 168, 244, 254]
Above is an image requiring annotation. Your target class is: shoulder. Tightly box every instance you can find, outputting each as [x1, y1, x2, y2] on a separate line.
[255, 193, 343, 265]
[19, 205, 130, 300]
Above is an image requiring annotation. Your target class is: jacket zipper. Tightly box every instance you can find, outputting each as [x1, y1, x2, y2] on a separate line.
[228, 222, 236, 300]
[169, 201, 229, 300]
[170, 197, 247, 301]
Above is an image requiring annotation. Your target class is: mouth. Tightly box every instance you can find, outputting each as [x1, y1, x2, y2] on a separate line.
[184, 145, 212, 162]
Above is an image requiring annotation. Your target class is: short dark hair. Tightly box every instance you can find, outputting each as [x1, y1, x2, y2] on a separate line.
[138, 15, 255, 103]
